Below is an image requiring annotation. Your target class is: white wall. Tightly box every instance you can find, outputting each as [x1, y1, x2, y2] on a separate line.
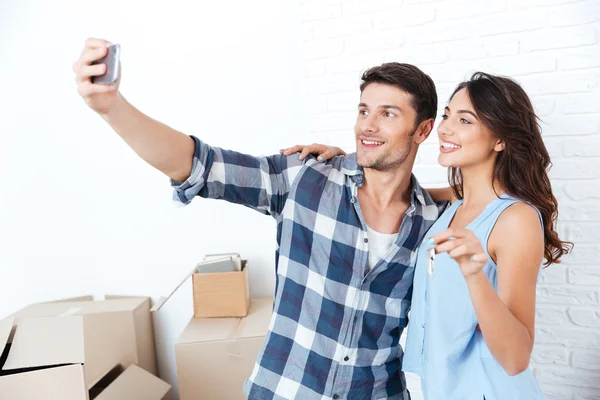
[299, 0, 600, 399]
[0, 0, 308, 314]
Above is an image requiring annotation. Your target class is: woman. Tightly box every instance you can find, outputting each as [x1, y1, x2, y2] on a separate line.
[282, 72, 572, 399]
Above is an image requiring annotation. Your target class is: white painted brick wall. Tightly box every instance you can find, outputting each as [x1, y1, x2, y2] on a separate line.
[299, 0, 600, 398]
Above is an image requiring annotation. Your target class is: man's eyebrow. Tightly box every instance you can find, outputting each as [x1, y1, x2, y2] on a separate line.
[359, 103, 403, 112]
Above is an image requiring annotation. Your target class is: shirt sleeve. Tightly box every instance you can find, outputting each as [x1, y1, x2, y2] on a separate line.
[171, 135, 305, 218]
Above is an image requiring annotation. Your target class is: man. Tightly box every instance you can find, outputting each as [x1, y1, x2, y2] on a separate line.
[73, 38, 446, 399]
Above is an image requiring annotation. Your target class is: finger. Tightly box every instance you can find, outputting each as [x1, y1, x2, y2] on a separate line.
[83, 46, 108, 65]
[282, 145, 304, 155]
[434, 238, 465, 254]
[431, 227, 471, 245]
[77, 82, 118, 97]
[470, 253, 488, 263]
[76, 64, 107, 84]
[318, 150, 332, 162]
[85, 38, 112, 49]
[73, 46, 108, 76]
[448, 243, 470, 259]
[299, 147, 311, 160]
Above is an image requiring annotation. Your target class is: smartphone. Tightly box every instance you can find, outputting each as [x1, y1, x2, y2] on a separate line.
[91, 44, 120, 85]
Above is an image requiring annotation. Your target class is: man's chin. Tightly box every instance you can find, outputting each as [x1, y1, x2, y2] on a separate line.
[356, 155, 377, 169]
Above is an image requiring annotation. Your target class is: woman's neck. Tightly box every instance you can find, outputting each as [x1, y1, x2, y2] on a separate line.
[459, 161, 505, 208]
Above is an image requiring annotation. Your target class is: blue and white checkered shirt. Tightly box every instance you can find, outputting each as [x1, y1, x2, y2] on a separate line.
[173, 136, 447, 400]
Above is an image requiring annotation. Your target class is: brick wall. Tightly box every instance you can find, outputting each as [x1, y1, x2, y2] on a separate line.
[299, 1, 600, 398]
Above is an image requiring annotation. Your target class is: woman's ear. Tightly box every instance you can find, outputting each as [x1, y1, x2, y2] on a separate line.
[494, 140, 505, 152]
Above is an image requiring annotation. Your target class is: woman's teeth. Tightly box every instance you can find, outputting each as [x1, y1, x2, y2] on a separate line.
[442, 142, 461, 149]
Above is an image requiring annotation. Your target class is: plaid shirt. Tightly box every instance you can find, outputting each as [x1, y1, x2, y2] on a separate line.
[173, 136, 447, 400]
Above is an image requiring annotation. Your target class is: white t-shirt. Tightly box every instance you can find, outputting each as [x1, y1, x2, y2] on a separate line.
[366, 224, 399, 270]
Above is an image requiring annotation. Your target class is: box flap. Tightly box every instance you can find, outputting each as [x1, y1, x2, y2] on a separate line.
[95, 364, 171, 400]
[151, 272, 194, 399]
[0, 364, 87, 400]
[178, 316, 239, 345]
[234, 298, 272, 339]
[13, 298, 147, 322]
[0, 316, 14, 350]
[82, 312, 138, 389]
[3, 316, 85, 370]
[151, 271, 193, 313]
[48, 295, 94, 303]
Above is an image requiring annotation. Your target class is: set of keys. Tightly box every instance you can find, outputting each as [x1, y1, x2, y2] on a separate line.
[427, 247, 435, 277]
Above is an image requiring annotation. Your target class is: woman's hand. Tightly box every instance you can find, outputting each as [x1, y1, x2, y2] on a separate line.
[280, 143, 346, 162]
[429, 228, 489, 278]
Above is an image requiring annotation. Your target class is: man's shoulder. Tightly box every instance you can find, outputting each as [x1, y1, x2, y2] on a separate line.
[411, 178, 451, 221]
[299, 154, 350, 177]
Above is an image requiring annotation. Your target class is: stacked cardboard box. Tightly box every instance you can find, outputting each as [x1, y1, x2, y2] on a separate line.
[193, 254, 250, 318]
[152, 256, 272, 400]
[0, 296, 171, 400]
[176, 298, 272, 400]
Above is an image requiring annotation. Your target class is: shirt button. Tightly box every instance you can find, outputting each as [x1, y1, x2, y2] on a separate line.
[333, 395, 339, 399]
[364, 238, 368, 243]
[344, 356, 349, 361]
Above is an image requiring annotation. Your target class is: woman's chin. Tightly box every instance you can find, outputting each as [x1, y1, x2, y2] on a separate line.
[437, 154, 455, 168]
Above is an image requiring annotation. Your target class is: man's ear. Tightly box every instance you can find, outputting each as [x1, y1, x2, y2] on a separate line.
[414, 118, 434, 145]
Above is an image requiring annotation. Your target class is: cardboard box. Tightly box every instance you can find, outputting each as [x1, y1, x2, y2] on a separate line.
[0, 296, 167, 399]
[192, 260, 250, 318]
[175, 298, 272, 400]
[0, 362, 170, 400]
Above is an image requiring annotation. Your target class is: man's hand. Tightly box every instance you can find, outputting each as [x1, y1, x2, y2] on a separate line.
[73, 38, 120, 116]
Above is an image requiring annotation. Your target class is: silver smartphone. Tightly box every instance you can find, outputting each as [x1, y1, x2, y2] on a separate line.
[91, 44, 120, 84]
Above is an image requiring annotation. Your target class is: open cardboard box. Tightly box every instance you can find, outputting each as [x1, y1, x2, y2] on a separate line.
[0, 296, 170, 399]
[193, 260, 251, 318]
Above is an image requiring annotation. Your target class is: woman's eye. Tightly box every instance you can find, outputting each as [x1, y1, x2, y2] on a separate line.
[460, 118, 470, 124]
[441, 114, 448, 120]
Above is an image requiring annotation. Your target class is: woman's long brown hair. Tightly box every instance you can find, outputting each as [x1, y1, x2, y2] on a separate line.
[448, 72, 573, 266]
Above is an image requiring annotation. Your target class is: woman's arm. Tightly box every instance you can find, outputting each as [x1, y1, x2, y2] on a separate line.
[431, 202, 543, 375]
[280, 144, 346, 161]
[425, 187, 457, 203]
[474, 202, 543, 375]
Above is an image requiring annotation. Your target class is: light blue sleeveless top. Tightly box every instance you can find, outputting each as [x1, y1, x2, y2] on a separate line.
[403, 194, 545, 400]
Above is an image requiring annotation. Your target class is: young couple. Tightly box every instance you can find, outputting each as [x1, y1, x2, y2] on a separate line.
[73, 38, 571, 399]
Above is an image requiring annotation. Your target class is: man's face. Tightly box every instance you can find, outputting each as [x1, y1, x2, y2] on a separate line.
[354, 83, 419, 171]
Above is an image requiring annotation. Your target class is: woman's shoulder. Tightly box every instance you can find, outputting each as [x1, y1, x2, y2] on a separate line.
[495, 199, 542, 229]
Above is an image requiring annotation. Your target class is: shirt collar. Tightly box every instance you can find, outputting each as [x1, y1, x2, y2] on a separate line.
[342, 153, 429, 209]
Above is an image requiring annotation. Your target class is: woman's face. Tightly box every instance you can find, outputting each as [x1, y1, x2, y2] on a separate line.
[437, 88, 504, 169]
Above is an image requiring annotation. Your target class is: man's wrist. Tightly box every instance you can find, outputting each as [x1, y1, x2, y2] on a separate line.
[101, 93, 126, 123]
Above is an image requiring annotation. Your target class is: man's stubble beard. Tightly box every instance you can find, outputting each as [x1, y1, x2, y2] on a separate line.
[356, 129, 415, 172]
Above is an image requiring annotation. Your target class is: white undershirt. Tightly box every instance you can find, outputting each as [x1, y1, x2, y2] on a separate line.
[366, 225, 399, 270]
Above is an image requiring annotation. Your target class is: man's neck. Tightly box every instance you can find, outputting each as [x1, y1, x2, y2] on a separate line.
[361, 163, 414, 209]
